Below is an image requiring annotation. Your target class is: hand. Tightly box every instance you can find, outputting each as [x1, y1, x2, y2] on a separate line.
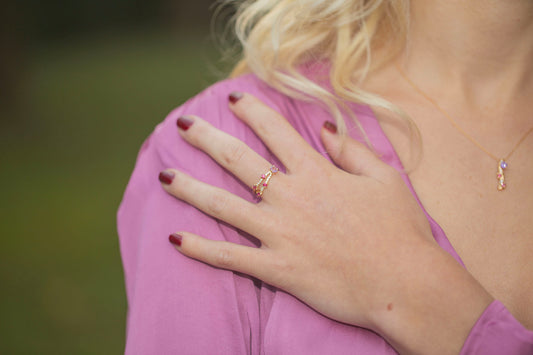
[159, 92, 492, 354]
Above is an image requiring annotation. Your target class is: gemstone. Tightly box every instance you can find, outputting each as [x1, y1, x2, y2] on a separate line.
[497, 174, 502, 178]
[263, 183, 267, 186]
[500, 160, 507, 169]
[270, 166, 279, 173]
[261, 174, 266, 179]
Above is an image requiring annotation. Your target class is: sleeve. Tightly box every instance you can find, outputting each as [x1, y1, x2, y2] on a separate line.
[460, 300, 533, 355]
[117, 76, 281, 355]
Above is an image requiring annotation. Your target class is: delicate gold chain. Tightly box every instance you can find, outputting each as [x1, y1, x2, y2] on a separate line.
[395, 63, 533, 163]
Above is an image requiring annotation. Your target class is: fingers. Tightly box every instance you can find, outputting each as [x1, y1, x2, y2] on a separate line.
[159, 169, 272, 238]
[169, 231, 274, 282]
[176, 115, 274, 189]
[320, 121, 396, 181]
[228, 92, 325, 172]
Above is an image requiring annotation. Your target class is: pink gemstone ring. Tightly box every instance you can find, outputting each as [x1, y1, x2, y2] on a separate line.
[252, 165, 279, 198]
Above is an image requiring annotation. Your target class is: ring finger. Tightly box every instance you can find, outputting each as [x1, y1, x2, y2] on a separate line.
[160, 168, 274, 240]
[176, 114, 282, 199]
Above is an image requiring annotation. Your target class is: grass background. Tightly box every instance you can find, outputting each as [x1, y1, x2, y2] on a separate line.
[0, 27, 229, 354]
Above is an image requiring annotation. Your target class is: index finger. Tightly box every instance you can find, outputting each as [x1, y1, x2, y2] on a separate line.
[228, 92, 325, 172]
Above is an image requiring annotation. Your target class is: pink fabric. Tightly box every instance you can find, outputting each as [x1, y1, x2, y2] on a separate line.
[460, 301, 533, 355]
[117, 73, 533, 354]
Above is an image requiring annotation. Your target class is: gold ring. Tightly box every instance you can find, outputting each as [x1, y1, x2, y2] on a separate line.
[252, 165, 279, 198]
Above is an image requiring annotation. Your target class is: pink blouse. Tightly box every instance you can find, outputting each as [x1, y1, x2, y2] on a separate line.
[117, 73, 533, 354]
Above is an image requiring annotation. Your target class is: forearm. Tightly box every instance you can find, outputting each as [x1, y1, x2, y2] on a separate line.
[370, 242, 494, 355]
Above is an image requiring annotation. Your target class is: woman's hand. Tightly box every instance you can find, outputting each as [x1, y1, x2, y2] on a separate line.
[159, 92, 493, 354]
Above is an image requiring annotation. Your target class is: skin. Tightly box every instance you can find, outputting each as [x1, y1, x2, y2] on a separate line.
[161, 97, 492, 355]
[159, 0, 533, 354]
[366, 0, 533, 328]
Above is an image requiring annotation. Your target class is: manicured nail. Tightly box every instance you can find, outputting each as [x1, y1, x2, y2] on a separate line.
[177, 116, 194, 131]
[169, 233, 182, 247]
[229, 91, 243, 104]
[323, 121, 337, 134]
[159, 171, 175, 185]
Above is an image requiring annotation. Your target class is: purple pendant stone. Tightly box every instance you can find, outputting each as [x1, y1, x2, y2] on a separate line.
[500, 160, 508, 169]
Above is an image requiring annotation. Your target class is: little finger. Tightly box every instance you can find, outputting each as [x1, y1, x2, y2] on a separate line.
[169, 231, 280, 284]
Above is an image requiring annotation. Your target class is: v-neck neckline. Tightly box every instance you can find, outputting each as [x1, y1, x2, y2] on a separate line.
[350, 103, 467, 268]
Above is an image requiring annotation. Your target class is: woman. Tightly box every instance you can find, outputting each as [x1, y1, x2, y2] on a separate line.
[117, 0, 533, 353]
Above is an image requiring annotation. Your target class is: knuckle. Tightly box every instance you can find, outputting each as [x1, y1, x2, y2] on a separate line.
[206, 192, 228, 216]
[221, 141, 248, 167]
[274, 257, 293, 274]
[214, 247, 234, 268]
[269, 258, 294, 287]
[252, 116, 271, 137]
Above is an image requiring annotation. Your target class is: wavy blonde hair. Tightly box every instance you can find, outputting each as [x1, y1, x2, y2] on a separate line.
[219, 0, 419, 161]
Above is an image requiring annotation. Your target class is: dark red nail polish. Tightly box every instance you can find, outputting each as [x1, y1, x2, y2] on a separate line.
[177, 116, 194, 131]
[323, 121, 337, 134]
[159, 171, 175, 184]
[229, 91, 243, 104]
[169, 233, 182, 247]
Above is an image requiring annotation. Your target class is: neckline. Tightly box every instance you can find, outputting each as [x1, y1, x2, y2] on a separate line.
[350, 103, 467, 268]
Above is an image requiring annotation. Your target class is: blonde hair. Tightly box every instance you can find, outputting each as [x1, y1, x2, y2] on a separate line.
[219, 0, 419, 163]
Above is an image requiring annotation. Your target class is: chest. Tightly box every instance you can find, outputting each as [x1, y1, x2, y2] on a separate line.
[379, 107, 533, 328]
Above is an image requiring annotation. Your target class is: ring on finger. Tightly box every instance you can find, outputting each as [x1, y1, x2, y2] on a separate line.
[252, 165, 279, 199]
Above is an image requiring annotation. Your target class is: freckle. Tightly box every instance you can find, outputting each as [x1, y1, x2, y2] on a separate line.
[387, 303, 393, 311]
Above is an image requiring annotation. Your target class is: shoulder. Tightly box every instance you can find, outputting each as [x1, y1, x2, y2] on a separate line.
[131, 72, 402, 194]
[155, 73, 291, 144]
[144, 73, 338, 180]
[127, 71, 397, 189]
[150, 73, 292, 160]
[126, 74, 319, 208]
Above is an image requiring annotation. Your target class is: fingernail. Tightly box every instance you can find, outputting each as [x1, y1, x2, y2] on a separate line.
[169, 233, 182, 247]
[159, 171, 175, 185]
[177, 116, 194, 131]
[323, 121, 337, 134]
[229, 91, 243, 104]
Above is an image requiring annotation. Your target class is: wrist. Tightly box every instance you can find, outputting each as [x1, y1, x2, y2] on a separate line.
[369, 243, 493, 355]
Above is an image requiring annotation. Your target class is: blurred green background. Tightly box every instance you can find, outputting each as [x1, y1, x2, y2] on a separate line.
[0, 1, 235, 353]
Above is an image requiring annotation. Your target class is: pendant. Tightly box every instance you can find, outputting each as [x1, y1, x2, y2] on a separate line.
[497, 159, 507, 191]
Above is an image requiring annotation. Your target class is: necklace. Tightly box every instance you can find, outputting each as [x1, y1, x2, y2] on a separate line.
[396, 64, 533, 191]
